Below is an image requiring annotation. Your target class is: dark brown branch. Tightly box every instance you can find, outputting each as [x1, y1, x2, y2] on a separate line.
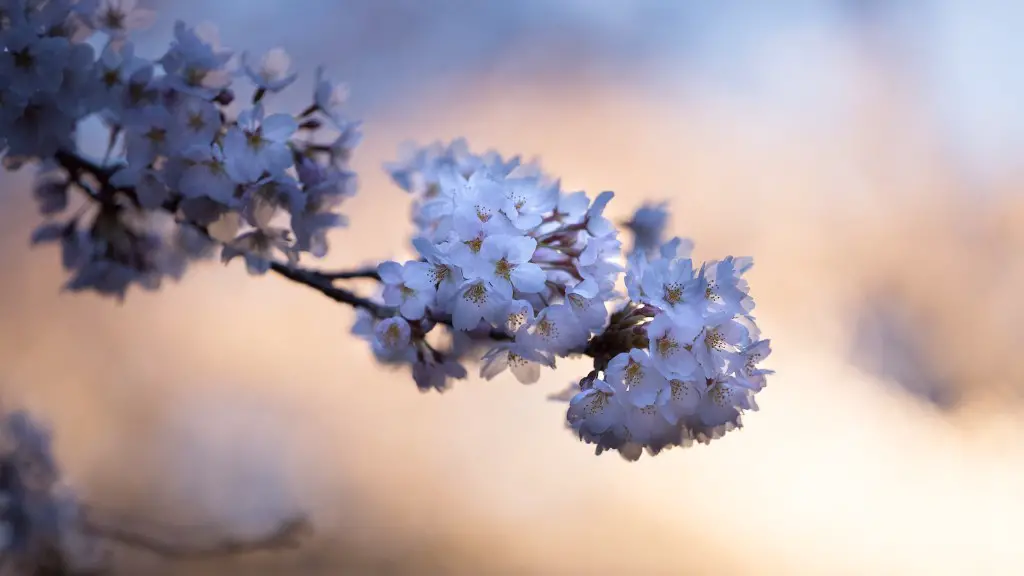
[317, 267, 381, 281]
[269, 261, 511, 341]
[268, 261, 389, 316]
[54, 150, 116, 179]
[82, 515, 311, 560]
[50, 148, 515, 343]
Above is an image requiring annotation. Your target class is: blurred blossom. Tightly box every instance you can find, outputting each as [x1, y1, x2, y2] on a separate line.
[849, 287, 958, 409]
[0, 408, 103, 574]
[623, 201, 669, 258]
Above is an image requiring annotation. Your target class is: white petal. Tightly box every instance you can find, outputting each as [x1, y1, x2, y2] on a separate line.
[506, 235, 538, 263]
[261, 114, 298, 141]
[510, 263, 546, 293]
[400, 298, 426, 321]
[511, 359, 541, 384]
[480, 350, 509, 380]
[377, 261, 404, 284]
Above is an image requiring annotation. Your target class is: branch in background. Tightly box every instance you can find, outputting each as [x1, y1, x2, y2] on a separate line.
[82, 515, 312, 560]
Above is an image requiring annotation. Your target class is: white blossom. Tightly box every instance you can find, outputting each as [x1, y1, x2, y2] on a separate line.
[378, 260, 437, 321]
[624, 201, 669, 257]
[243, 47, 298, 93]
[313, 65, 348, 124]
[159, 20, 232, 98]
[94, 0, 155, 38]
[0, 28, 69, 96]
[223, 104, 297, 183]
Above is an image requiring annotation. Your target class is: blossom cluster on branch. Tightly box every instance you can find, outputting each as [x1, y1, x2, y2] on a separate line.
[1, 0, 773, 469]
[376, 143, 773, 458]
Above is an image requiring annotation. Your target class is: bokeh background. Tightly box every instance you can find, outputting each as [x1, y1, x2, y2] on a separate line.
[2, 0, 1023, 574]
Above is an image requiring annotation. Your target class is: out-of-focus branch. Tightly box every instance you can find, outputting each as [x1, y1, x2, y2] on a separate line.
[81, 515, 312, 560]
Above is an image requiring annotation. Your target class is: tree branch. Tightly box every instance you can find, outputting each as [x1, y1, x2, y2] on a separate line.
[49, 148, 511, 342]
[54, 149, 116, 179]
[267, 261, 511, 341]
[82, 515, 311, 560]
[267, 261, 390, 316]
[316, 267, 381, 281]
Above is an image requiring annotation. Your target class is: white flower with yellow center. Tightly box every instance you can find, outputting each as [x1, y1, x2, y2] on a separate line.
[605, 348, 669, 408]
[476, 235, 545, 298]
[378, 260, 437, 321]
[646, 312, 700, 380]
[567, 378, 627, 438]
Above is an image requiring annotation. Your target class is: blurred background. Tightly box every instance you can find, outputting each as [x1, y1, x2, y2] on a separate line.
[2, 0, 1023, 573]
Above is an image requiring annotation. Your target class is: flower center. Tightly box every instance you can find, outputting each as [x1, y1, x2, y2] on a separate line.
[624, 360, 643, 387]
[429, 263, 449, 285]
[586, 392, 610, 415]
[464, 236, 483, 253]
[705, 282, 721, 302]
[204, 157, 226, 175]
[184, 66, 207, 88]
[246, 129, 266, 151]
[102, 68, 121, 88]
[663, 283, 684, 305]
[104, 9, 126, 30]
[187, 111, 207, 132]
[475, 205, 492, 222]
[535, 318, 557, 339]
[494, 257, 513, 280]
[464, 282, 487, 305]
[12, 49, 34, 70]
[507, 310, 528, 332]
[145, 127, 167, 144]
[745, 352, 762, 373]
[127, 81, 151, 105]
[704, 329, 724, 350]
[656, 335, 678, 358]
[709, 381, 730, 406]
[382, 323, 403, 347]
[669, 379, 689, 401]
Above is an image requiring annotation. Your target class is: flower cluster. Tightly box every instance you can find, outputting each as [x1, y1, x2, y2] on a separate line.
[0, 408, 101, 574]
[565, 238, 773, 459]
[362, 139, 623, 390]
[3, 2, 773, 460]
[4, 0, 361, 299]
